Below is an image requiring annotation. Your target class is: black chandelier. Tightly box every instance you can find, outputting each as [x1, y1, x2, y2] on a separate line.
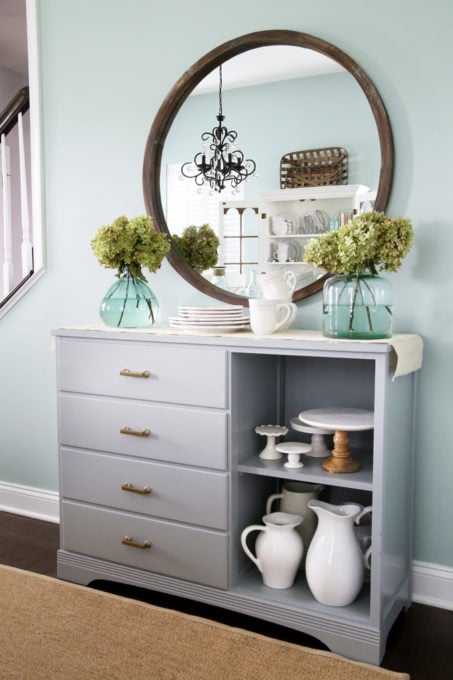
[181, 65, 256, 193]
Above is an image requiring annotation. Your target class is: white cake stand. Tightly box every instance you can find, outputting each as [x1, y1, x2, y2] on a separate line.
[276, 441, 312, 469]
[290, 417, 333, 457]
[298, 408, 374, 473]
[255, 424, 288, 460]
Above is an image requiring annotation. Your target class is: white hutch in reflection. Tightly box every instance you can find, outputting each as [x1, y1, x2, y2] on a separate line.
[220, 184, 375, 290]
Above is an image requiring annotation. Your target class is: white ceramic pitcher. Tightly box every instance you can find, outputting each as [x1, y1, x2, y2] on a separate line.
[266, 482, 324, 568]
[240, 512, 303, 589]
[305, 501, 372, 606]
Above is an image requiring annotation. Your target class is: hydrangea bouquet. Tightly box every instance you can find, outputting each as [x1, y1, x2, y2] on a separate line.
[303, 212, 414, 338]
[91, 215, 170, 328]
[303, 211, 414, 276]
[91, 215, 170, 281]
[172, 224, 220, 274]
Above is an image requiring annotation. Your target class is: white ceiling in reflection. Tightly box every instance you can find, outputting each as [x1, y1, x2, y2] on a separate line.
[192, 46, 345, 95]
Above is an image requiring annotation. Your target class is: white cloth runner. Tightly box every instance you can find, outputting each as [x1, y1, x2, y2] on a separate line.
[59, 326, 423, 379]
[300, 331, 423, 378]
[264, 330, 422, 378]
[367, 333, 423, 378]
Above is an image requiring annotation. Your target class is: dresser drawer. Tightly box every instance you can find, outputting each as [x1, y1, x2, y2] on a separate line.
[59, 394, 227, 469]
[57, 338, 227, 408]
[61, 501, 228, 589]
[61, 448, 228, 530]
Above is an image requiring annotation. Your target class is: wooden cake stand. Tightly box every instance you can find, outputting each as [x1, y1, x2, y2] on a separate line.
[298, 408, 374, 473]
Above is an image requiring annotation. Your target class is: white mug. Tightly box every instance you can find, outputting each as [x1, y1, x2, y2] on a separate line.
[259, 270, 297, 301]
[249, 298, 297, 335]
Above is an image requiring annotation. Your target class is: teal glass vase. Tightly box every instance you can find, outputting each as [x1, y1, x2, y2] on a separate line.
[99, 272, 159, 328]
[322, 273, 393, 339]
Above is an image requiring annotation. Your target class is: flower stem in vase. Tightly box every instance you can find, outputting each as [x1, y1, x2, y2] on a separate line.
[323, 273, 393, 339]
[117, 273, 130, 326]
[132, 276, 155, 324]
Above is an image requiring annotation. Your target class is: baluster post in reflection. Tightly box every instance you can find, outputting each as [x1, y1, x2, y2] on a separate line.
[18, 112, 33, 276]
[1, 135, 13, 296]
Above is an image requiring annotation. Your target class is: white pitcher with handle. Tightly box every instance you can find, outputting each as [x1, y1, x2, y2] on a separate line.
[241, 512, 303, 589]
[305, 501, 372, 606]
[266, 482, 324, 569]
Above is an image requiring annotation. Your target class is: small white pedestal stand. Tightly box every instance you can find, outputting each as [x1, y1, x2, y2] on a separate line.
[276, 441, 312, 469]
[298, 408, 374, 473]
[255, 424, 288, 460]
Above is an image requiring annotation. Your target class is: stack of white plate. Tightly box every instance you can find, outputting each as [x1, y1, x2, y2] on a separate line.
[169, 305, 250, 333]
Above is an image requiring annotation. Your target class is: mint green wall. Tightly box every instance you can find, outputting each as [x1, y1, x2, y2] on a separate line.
[0, 0, 452, 570]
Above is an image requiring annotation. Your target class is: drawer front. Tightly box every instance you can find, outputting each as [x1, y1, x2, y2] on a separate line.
[59, 394, 228, 470]
[61, 501, 228, 589]
[61, 448, 228, 530]
[57, 338, 227, 408]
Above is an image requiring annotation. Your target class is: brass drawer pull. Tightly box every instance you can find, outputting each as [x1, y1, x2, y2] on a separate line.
[120, 426, 150, 437]
[120, 368, 150, 378]
[122, 536, 152, 550]
[121, 482, 152, 495]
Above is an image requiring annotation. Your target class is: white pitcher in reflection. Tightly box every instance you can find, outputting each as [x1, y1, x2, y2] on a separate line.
[259, 270, 297, 301]
[266, 482, 324, 569]
[241, 512, 303, 589]
[305, 501, 372, 607]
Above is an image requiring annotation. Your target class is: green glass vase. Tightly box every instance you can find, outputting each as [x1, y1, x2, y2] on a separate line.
[100, 272, 159, 328]
[322, 273, 393, 339]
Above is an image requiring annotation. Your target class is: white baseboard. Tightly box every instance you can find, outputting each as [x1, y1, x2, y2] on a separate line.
[0, 481, 59, 523]
[412, 560, 453, 611]
[0, 481, 452, 610]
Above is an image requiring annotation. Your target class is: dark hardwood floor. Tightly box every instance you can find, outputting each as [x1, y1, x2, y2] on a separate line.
[1, 511, 452, 679]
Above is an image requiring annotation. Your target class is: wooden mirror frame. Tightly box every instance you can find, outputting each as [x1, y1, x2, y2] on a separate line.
[143, 30, 394, 306]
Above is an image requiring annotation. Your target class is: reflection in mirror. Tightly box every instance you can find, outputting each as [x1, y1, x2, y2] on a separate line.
[143, 31, 393, 306]
[164, 47, 380, 295]
[180, 63, 257, 193]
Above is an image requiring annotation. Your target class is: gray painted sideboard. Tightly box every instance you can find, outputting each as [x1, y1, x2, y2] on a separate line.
[53, 327, 419, 665]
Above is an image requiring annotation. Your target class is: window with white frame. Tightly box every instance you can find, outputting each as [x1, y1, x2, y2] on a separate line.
[0, 0, 44, 319]
[166, 164, 259, 279]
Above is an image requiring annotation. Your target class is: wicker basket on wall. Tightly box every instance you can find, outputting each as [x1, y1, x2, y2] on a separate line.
[280, 147, 348, 189]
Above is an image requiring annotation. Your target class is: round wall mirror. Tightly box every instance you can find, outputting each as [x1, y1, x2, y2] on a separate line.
[143, 30, 393, 306]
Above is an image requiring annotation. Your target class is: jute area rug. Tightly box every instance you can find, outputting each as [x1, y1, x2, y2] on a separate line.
[0, 565, 409, 680]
